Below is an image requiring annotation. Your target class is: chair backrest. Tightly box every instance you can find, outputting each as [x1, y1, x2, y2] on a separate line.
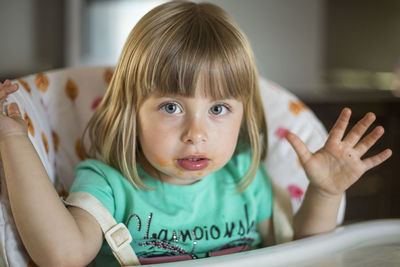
[0, 66, 344, 266]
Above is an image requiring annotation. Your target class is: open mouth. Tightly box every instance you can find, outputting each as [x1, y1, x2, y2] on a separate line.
[185, 158, 205, 162]
[177, 155, 210, 171]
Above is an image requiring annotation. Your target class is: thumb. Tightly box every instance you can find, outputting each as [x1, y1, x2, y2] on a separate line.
[286, 131, 312, 164]
[7, 102, 23, 119]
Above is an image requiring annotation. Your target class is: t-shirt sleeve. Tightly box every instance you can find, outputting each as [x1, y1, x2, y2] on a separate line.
[69, 159, 116, 216]
[252, 164, 273, 222]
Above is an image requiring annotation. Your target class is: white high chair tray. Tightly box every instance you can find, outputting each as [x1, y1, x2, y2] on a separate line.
[148, 219, 400, 267]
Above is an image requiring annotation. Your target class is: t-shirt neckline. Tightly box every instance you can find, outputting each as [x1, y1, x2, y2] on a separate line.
[137, 165, 214, 193]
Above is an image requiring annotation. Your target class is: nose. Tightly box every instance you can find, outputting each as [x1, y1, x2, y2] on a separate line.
[181, 116, 208, 145]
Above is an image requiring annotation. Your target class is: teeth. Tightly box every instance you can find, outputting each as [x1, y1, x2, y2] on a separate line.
[187, 158, 202, 162]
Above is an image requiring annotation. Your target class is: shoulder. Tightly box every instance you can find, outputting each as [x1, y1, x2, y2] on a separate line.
[72, 159, 131, 195]
[75, 159, 122, 180]
[71, 159, 130, 218]
[76, 158, 116, 172]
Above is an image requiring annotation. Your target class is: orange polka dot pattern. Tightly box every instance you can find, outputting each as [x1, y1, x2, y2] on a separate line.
[34, 73, 50, 92]
[103, 68, 114, 84]
[75, 138, 85, 161]
[0, 68, 335, 267]
[288, 100, 308, 115]
[0, 67, 115, 267]
[65, 78, 79, 101]
[24, 113, 35, 137]
[18, 79, 31, 93]
[42, 132, 49, 154]
[52, 130, 59, 152]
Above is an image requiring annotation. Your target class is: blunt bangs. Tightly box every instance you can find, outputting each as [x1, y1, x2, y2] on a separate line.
[134, 2, 256, 102]
[84, 1, 267, 192]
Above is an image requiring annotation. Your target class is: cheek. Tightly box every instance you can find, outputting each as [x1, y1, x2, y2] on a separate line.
[138, 121, 176, 158]
[209, 119, 242, 162]
[216, 129, 239, 148]
[140, 127, 164, 148]
[215, 117, 242, 144]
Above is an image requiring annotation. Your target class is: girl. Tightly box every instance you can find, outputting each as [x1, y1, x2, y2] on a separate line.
[0, 1, 392, 266]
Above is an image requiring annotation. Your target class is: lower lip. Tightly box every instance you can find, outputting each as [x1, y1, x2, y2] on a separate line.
[177, 159, 210, 171]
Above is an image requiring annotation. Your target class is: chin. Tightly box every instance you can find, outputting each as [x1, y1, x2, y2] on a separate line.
[180, 174, 204, 181]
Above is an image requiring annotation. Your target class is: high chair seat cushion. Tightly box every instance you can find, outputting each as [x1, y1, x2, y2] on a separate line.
[0, 66, 345, 266]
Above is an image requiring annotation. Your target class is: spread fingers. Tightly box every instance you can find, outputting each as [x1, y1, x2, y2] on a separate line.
[354, 126, 385, 156]
[286, 131, 312, 164]
[327, 108, 351, 144]
[342, 112, 376, 147]
[362, 149, 392, 171]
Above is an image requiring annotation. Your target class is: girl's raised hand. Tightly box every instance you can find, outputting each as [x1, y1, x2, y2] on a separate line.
[286, 108, 392, 197]
[0, 80, 18, 104]
[0, 80, 27, 142]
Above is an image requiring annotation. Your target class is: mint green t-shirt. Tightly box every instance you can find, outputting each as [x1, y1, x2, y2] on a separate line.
[70, 150, 273, 266]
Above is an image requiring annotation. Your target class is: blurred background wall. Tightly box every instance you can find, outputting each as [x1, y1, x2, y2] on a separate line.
[1, 0, 327, 97]
[0, 0, 64, 78]
[2, 0, 400, 98]
[0, 0, 399, 222]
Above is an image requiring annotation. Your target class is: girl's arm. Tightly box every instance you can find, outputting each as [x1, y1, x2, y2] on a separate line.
[286, 108, 392, 239]
[0, 81, 103, 267]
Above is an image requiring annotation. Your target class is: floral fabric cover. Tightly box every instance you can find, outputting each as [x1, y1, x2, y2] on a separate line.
[0, 66, 344, 266]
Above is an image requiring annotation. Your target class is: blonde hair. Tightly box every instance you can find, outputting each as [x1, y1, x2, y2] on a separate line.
[83, 1, 268, 192]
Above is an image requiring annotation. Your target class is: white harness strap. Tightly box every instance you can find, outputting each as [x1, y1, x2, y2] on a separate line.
[64, 192, 140, 266]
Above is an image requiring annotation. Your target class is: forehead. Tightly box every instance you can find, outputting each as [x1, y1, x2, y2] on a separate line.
[145, 74, 247, 102]
[146, 86, 243, 102]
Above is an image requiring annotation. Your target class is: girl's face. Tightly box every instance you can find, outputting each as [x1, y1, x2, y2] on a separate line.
[137, 90, 244, 185]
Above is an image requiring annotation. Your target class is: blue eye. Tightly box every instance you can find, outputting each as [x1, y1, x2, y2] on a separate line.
[210, 104, 228, 115]
[162, 102, 181, 114]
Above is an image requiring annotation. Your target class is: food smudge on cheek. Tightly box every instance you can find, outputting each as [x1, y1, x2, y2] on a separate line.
[156, 158, 170, 167]
[209, 161, 217, 168]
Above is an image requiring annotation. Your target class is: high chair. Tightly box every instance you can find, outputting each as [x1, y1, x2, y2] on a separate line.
[0, 66, 345, 266]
